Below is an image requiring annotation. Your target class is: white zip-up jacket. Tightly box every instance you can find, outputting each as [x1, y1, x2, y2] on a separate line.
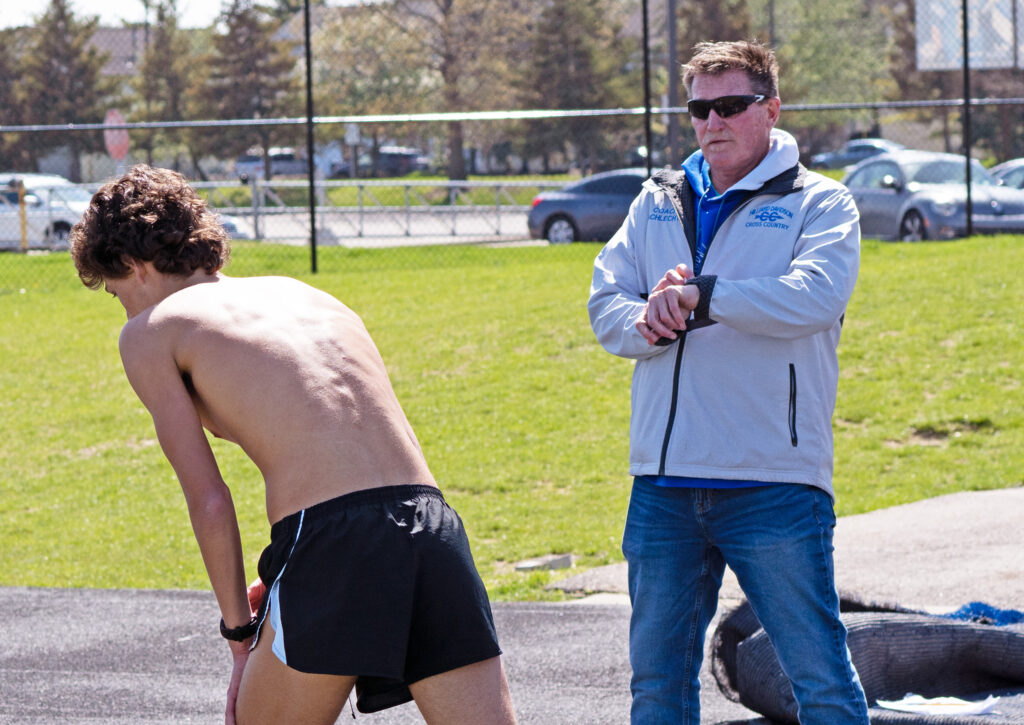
[588, 130, 860, 499]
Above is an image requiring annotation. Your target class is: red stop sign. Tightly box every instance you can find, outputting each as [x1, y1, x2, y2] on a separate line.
[104, 109, 130, 161]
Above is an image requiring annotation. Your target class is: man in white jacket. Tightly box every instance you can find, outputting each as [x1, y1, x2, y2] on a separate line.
[589, 40, 870, 724]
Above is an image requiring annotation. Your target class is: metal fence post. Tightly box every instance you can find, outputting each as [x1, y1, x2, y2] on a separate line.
[16, 180, 28, 252]
[358, 184, 364, 237]
[495, 185, 501, 235]
[450, 185, 457, 235]
[405, 184, 411, 236]
[251, 177, 262, 240]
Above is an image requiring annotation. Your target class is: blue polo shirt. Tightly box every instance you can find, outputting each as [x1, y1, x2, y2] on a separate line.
[683, 151, 748, 275]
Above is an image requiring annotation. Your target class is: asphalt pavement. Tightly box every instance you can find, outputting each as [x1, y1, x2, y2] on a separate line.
[2, 487, 1021, 724]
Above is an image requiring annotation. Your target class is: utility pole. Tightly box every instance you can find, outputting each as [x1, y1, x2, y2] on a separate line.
[642, 0, 653, 177]
[667, 0, 680, 168]
[962, 0, 973, 236]
[303, 0, 318, 272]
[143, 0, 152, 165]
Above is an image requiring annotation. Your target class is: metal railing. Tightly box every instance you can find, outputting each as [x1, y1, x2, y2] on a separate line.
[191, 178, 566, 247]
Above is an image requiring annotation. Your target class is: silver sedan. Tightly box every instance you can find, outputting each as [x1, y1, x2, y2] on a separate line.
[527, 168, 648, 244]
[842, 150, 1024, 241]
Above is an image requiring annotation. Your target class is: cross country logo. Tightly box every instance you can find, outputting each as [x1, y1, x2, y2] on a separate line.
[746, 204, 793, 230]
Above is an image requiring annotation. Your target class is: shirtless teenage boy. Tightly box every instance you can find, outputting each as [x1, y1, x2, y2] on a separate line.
[70, 165, 517, 725]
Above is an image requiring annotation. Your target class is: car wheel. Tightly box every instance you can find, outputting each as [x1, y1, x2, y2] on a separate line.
[898, 211, 927, 242]
[47, 222, 72, 249]
[545, 215, 578, 244]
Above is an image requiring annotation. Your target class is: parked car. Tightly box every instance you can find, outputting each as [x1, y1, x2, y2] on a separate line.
[327, 159, 353, 178]
[216, 213, 251, 240]
[842, 149, 1024, 241]
[809, 138, 905, 170]
[235, 147, 308, 180]
[528, 168, 648, 244]
[0, 173, 91, 250]
[989, 158, 1024, 189]
[361, 146, 431, 177]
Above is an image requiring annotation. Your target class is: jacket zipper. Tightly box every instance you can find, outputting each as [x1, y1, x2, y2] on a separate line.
[788, 363, 798, 447]
[656, 187, 695, 476]
[658, 334, 687, 475]
[651, 169, 805, 471]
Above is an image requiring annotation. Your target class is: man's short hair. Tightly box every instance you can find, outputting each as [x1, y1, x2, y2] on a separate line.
[71, 164, 229, 289]
[682, 40, 779, 99]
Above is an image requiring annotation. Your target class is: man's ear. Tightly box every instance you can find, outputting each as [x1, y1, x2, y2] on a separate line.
[124, 258, 149, 282]
[765, 97, 782, 128]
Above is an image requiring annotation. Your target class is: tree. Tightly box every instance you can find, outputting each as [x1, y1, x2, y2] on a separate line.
[518, 0, 638, 173]
[968, 70, 1024, 162]
[136, 0, 194, 167]
[314, 6, 431, 176]
[372, 0, 531, 180]
[770, 0, 893, 153]
[17, 0, 117, 181]
[880, 0, 961, 152]
[773, 0, 891, 103]
[0, 29, 29, 169]
[195, 0, 301, 179]
[263, 0, 327, 24]
[880, 0, 1024, 161]
[677, 0, 752, 57]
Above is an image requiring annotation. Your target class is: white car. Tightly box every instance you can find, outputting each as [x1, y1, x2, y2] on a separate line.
[0, 173, 92, 250]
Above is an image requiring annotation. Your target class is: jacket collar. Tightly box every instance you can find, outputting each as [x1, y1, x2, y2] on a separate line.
[679, 128, 803, 196]
[652, 135, 805, 202]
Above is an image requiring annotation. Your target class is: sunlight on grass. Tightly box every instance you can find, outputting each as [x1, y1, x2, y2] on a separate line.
[0, 236, 1020, 598]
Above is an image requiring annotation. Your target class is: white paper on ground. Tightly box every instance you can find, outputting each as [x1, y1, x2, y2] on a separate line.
[875, 693, 1000, 715]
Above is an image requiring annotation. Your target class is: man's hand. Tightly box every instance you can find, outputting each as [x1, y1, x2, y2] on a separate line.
[225, 639, 252, 725]
[637, 264, 700, 345]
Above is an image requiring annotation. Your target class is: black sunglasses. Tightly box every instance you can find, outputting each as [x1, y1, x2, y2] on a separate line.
[687, 94, 766, 120]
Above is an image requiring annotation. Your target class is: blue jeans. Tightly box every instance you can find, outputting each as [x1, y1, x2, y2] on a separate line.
[622, 478, 869, 725]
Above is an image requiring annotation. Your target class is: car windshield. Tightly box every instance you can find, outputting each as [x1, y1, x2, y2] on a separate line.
[903, 159, 995, 186]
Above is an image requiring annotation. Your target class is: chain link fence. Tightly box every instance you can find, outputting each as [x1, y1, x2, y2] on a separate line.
[2, 0, 1023, 290]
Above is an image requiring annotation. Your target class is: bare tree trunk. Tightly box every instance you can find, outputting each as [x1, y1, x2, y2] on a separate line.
[998, 104, 1012, 163]
[69, 141, 83, 183]
[188, 147, 208, 181]
[447, 120, 467, 180]
[941, 109, 951, 153]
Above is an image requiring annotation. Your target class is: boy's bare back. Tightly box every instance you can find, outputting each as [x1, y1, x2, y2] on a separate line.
[72, 166, 515, 725]
[119, 273, 435, 524]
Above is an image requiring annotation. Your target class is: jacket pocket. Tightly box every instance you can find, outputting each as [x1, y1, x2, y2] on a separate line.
[788, 363, 798, 447]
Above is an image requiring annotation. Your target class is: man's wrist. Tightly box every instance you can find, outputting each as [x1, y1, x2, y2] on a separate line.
[684, 275, 716, 321]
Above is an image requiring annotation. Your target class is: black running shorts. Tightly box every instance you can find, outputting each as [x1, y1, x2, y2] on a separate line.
[253, 484, 502, 713]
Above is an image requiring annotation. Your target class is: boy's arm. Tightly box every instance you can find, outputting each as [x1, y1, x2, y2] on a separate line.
[119, 323, 252, 635]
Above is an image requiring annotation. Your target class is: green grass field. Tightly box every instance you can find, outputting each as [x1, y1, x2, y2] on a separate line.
[0, 236, 1020, 600]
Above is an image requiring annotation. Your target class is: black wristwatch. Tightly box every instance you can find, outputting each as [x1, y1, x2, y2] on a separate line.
[219, 616, 259, 641]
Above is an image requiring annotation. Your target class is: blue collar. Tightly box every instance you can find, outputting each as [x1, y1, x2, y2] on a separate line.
[682, 150, 747, 273]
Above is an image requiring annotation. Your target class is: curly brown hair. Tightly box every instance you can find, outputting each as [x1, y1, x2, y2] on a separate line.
[682, 40, 779, 99]
[70, 164, 230, 290]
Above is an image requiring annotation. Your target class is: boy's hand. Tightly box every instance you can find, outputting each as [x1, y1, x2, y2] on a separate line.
[247, 577, 266, 615]
[224, 639, 252, 725]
